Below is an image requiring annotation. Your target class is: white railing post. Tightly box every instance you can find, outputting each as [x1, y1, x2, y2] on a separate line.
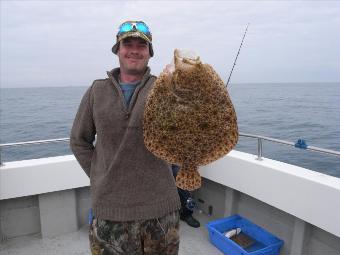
[256, 137, 263, 161]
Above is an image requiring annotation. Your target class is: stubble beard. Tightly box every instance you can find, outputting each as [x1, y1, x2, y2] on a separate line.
[120, 58, 149, 76]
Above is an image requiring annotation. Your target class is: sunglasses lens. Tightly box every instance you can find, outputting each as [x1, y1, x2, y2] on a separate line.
[136, 22, 149, 34]
[117, 21, 151, 41]
[119, 23, 133, 33]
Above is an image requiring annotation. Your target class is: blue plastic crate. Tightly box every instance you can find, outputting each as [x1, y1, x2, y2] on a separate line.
[206, 214, 283, 255]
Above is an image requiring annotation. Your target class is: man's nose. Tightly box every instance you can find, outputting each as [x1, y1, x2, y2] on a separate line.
[130, 48, 139, 53]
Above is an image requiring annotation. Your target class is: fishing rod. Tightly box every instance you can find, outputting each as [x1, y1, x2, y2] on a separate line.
[226, 23, 250, 88]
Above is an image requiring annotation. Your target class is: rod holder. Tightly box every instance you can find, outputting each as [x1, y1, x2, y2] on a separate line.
[256, 138, 263, 161]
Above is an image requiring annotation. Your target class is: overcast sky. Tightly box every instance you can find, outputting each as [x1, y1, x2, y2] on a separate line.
[1, 1, 339, 88]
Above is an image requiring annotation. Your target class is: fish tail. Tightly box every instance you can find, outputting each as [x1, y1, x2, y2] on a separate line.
[175, 165, 201, 191]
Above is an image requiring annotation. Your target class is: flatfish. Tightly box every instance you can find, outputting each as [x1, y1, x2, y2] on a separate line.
[143, 49, 238, 191]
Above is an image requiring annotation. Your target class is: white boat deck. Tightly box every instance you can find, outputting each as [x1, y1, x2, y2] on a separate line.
[0, 212, 221, 255]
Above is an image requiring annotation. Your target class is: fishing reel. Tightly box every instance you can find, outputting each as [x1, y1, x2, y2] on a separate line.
[185, 197, 197, 211]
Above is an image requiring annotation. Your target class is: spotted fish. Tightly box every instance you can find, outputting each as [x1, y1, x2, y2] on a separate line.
[143, 49, 238, 191]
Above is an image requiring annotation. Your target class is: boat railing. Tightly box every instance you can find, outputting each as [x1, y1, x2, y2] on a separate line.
[239, 133, 340, 160]
[0, 133, 339, 165]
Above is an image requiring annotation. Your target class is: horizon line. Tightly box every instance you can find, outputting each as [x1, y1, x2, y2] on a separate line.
[1, 81, 340, 89]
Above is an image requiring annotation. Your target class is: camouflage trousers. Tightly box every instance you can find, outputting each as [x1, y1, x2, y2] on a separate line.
[89, 210, 180, 255]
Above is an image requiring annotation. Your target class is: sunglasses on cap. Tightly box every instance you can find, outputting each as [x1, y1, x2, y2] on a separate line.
[118, 21, 152, 37]
[113, 20, 154, 56]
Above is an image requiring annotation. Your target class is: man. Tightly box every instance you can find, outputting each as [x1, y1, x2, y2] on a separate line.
[70, 21, 181, 255]
[172, 165, 200, 228]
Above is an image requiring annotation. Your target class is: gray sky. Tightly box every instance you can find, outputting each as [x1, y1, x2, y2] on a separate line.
[1, 1, 340, 88]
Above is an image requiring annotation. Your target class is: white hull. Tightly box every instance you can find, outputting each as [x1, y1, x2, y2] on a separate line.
[1, 151, 340, 254]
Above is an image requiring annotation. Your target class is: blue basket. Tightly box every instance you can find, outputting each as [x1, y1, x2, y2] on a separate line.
[206, 214, 283, 255]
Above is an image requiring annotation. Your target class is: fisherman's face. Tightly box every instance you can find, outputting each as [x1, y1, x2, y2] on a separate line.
[117, 37, 151, 76]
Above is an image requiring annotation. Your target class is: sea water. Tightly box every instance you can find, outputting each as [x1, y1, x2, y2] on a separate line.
[1, 82, 339, 178]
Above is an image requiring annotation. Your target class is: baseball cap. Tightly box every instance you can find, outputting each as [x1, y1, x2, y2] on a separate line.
[112, 20, 154, 57]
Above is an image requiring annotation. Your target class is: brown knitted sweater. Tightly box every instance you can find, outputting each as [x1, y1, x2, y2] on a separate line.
[70, 67, 180, 221]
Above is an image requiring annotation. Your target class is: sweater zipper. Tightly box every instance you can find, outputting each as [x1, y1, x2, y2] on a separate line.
[127, 76, 150, 114]
[111, 81, 130, 118]
[110, 74, 151, 119]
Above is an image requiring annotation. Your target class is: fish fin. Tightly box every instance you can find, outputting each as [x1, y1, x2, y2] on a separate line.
[175, 165, 201, 191]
